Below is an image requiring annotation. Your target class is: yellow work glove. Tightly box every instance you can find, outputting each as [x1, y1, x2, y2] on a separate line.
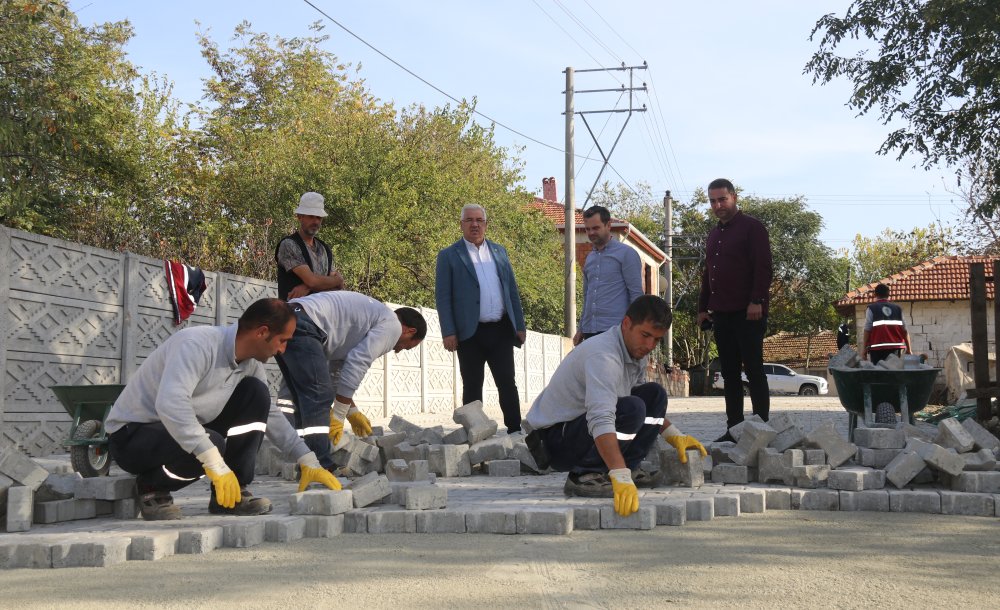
[296, 452, 342, 492]
[346, 406, 372, 437]
[328, 398, 351, 446]
[608, 468, 639, 517]
[661, 424, 708, 463]
[197, 446, 241, 509]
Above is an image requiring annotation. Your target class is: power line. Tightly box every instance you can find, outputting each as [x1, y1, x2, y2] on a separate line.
[576, 90, 626, 180]
[645, 68, 689, 194]
[530, 0, 624, 86]
[551, 0, 623, 66]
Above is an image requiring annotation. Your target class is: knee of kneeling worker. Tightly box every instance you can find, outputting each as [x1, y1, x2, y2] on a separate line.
[236, 377, 271, 418]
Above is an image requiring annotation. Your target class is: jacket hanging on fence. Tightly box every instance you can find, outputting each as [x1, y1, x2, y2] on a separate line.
[165, 260, 208, 325]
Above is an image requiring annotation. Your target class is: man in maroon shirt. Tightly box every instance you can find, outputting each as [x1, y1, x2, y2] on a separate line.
[697, 178, 773, 441]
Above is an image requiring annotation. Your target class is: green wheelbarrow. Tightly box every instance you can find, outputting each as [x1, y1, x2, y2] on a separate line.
[828, 367, 941, 440]
[50, 384, 125, 477]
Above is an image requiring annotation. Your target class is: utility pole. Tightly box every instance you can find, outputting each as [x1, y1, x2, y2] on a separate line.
[663, 190, 673, 366]
[563, 62, 648, 338]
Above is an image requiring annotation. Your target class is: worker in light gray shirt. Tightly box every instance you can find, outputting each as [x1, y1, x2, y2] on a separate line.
[573, 205, 644, 345]
[107, 298, 342, 521]
[524, 296, 706, 518]
[276, 291, 427, 469]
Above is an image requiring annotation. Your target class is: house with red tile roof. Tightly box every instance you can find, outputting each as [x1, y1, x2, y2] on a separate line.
[762, 330, 839, 371]
[834, 255, 999, 366]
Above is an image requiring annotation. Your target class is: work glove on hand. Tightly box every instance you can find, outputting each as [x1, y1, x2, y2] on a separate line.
[608, 468, 639, 517]
[296, 452, 342, 492]
[661, 424, 708, 463]
[197, 446, 241, 509]
[328, 399, 352, 446]
[346, 406, 372, 437]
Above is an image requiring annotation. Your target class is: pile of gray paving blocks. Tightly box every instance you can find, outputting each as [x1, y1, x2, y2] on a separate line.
[828, 344, 934, 371]
[2, 442, 138, 533]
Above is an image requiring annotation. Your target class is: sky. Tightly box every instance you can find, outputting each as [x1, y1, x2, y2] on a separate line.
[69, 0, 965, 253]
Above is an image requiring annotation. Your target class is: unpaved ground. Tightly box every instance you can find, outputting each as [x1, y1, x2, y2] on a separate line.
[2, 511, 998, 609]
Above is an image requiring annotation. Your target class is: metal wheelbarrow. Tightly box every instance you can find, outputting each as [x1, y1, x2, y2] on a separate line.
[828, 367, 941, 440]
[50, 384, 126, 477]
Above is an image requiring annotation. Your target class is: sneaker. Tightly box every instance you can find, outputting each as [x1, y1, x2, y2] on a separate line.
[563, 472, 613, 498]
[714, 431, 735, 443]
[138, 490, 182, 521]
[208, 486, 273, 516]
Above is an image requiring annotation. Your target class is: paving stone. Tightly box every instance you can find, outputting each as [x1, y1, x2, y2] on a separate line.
[35, 472, 82, 502]
[710, 442, 737, 465]
[571, 506, 602, 530]
[385, 459, 409, 482]
[343, 510, 370, 533]
[415, 510, 467, 533]
[650, 500, 687, 525]
[74, 475, 136, 500]
[804, 421, 857, 467]
[0, 473, 11, 518]
[375, 432, 408, 463]
[281, 462, 298, 481]
[885, 451, 926, 488]
[392, 442, 430, 463]
[6, 485, 32, 532]
[599, 505, 655, 529]
[792, 465, 830, 489]
[729, 415, 765, 442]
[906, 439, 964, 476]
[51, 538, 130, 568]
[177, 527, 224, 554]
[856, 447, 902, 469]
[467, 437, 513, 465]
[113, 498, 139, 520]
[946, 471, 1000, 493]
[829, 345, 860, 368]
[712, 494, 741, 517]
[388, 415, 426, 441]
[416, 427, 445, 446]
[348, 474, 391, 508]
[404, 485, 447, 510]
[853, 427, 905, 449]
[658, 449, 705, 487]
[961, 418, 1000, 453]
[129, 531, 179, 560]
[757, 448, 800, 485]
[901, 423, 934, 443]
[487, 460, 522, 477]
[712, 463, 748, 484]
[74, 498, 99, 520]
[388, 481, 434, 505]
[452, 401, 499, 445]
[685, 497, 714, 521]
[935, 418, 976, 452]
[466, 511, 517, 534]
[427, 444, 472, 477]
[730, 420, 776, 467]
[507, 440, 543, 473]
[939, 491, 995, 516]
[304, 515, 344, 537]
[735, 489, 766, 513]
[913, 466, 936, 484]
[289, 490, 354, 515]
[762, 487, 791, 510]
[33, 498, 75, 524]
[0, 543, 51, 569]
[95, 500, 113, 516]
[516, 509, 573, 535]
[265, 516, 306, 542]
[442, 427, 469, 445]
[0, 445, 49, 490]
[222, 521, 266, 548]
[367, 511, 418, 533]
[888, 489, 941, 514]
[803, 449, 826, 466]
[767, 413, 807, 452]
[828, 467, 885, 491]
[961, 449, 997, 471]
[838, 490, 889, 512]
[797, 489, 839, 511]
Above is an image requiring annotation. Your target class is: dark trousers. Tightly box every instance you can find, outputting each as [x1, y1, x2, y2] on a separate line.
[579, 332, 601, 342]
[870, 349, 901, 364]
[540, 383, 667, 474]
[109, 377, 269, 493]
[275, 309, 336, 468]
[713, 311, 769, 428]
[457, 315, 522, 433]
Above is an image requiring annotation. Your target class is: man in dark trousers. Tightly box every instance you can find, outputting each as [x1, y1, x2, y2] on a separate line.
[435, 203, 527, 433]
[863, 283, 911, 364]
[275, 192, 344, 300]
[697, 178, 773, 442]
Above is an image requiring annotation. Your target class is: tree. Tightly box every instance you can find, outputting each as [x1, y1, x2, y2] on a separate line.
[849, 223, 958, 287]
[805, 0, 1000, 214]
[587, 180, 663, 241]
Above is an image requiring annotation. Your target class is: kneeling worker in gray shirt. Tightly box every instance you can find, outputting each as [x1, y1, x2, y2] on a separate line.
[524, 295, 707, 516]
[106, 298, 341, 520]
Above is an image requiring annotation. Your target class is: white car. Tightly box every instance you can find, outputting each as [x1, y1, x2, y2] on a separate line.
[712, 363, 829, 396]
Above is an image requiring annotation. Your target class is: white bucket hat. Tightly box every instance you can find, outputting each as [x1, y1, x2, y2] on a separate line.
[294, 192, 327, 217]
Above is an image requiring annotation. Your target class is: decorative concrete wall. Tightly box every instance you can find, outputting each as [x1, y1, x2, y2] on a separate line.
[0, 227, 567, 456]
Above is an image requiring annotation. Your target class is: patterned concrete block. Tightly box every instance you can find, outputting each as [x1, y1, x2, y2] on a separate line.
[177, 527, 224, 554]
[415, 510, 467, 533]
[388, 481, 434, 505]
[961, 449, 997, 471]
[466, 511, 517, 534]
[516, 509, 573, 535]
[0, 543, 51, 569]
[304, 515, 344, 538]
[961, 418, 1000, 453]
[599, 505, 655, 530]
[935, 418, 975, 452]
[113, 498, 139, 520]
[885, 451, 926, 488]
[712, 463, 748, 484]
[33, 498, 75, 523]
[730, 420, 777, 467]
[427, 444, 472, 478]
[343, 511, 370, 533]
[658, 449, 705, 487]
[729, 415, 765, 442]
[797, 489, 839, 511]
[838, 490, 889, 512]
[265, 516, 306, 542]
[713, 494, 741, 517]
[685, 497, 714, 521]
[856, 447, 902, 469]
[408, 460, 432, 481]
[6, 485, 33, 532]
[763, 487, 791, 510]
[35, 472, 81, 502]
[348, 474, 391, 508]
[442, 427, 469, 445]
[393, 442, 430, 463]
[853, 427, 905, 449]
[907, 439, 964, 476]
[129, 531, 179, 560]
[74, 498, 98, 520]
[51, 538, 130, 568]
[487, 460, 521, 477]
[571, 506, 601, 530]
[74, 475, 136, 500]
[289, 490, 354, 515]
[710, 442, 737, 465]
[222, 521, 266, 548]
[385, 459, 409, 482]
[368, 511, 418, 534]
[768, 412, 807, 452]
[652, 500, 687, 525]
[468, 437, 513, 465]
[803, 449, 826, 466]
[757, 448, 801, 485]
[389, 414, 425, 440]
[736, 489, 766, 513]
[792, 465, 830, 489]
[452, 401, 499, 445]
[939, 491, 995, 516]
[0, 446, 49, 490]
[947, 472, 1000, 493]
[804, 421, 857, 467]
[828, 467, 885, 491]
[888, 489, 941, 514]
[404, 485, 447, 510]
[901, 423, 934, 443]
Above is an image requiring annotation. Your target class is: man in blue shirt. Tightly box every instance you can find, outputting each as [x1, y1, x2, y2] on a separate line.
[574, 205, 644, 345]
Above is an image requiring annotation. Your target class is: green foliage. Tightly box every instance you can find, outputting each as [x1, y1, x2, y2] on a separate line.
[806, 0, 1000, 214]
[849, 223, 958, 287]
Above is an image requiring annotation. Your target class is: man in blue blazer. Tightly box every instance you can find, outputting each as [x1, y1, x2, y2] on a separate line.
[435, 203, 527, 433]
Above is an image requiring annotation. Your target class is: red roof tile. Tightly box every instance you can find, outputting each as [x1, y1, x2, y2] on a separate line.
[762, 330, 839, 368]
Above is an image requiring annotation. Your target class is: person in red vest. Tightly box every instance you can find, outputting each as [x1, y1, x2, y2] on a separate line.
[862, 283, 911, 364]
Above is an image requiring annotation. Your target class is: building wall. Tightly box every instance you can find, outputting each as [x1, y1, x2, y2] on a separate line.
[0, 227, 567, 456]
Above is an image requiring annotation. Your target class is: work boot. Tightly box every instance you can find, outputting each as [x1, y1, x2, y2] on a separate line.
[138, 490, 182, 521]
[208, 486, 273, 516]
[563, 472, 613, 498]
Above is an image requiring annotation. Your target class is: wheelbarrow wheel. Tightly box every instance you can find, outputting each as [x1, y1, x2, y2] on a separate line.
[70, 420, 111, 477]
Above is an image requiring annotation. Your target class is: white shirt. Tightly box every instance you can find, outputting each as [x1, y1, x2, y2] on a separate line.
[464, 238, 505, 322]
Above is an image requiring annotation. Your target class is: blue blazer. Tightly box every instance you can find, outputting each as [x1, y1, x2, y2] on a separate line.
[435, 238, 526, 343]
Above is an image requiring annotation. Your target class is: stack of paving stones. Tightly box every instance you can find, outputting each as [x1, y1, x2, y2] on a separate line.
[5, 398, 1000, 570]
[829, 344, 935, 371]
